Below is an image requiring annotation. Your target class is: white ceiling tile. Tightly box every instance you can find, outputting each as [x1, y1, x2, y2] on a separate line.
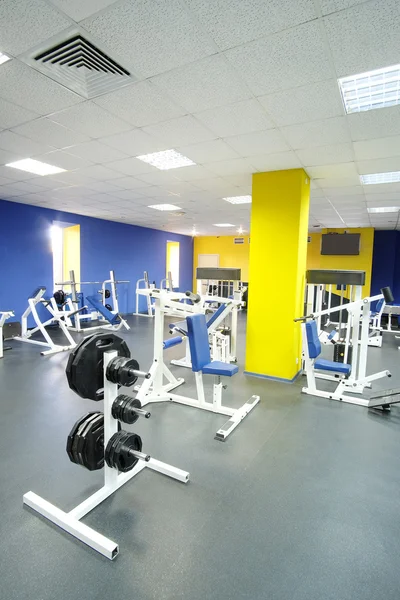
[0, 0, 72, 55]
[281, 117, 351, 149]
[67, 141, 129, 163]
[365, 193, 400, 203]
[307, 162, 360, 185]
[195, 99, 274, 138]
[12, 118, 90, 149]
[258, 80, 344, 127]
[204, 158, 255, 177]
[75, 165, 122, 181]
[357, 157, 400, 175]
[186, 0, 317, 51]
[100, 129, 167, 155]
[48, 171, 97, 186]
[321, 185, 364, 196]
[0, 99, 40, 130]
[83, 181, 128, 194]
[48, 0, 120, 21]
[318, 0, 368, 15]
[93, 80, 186, 127]
[347, 107, 400, 142]
[106, 157, 156, 177]
[224, 130, 290, 157]
[32, 150, 94, 171]
[50, 103, 132, 138]
[296, 143, 354, 167]
[111, 177, 152, 190]
[0, 185, 30, 198]
[358, 182, 400, 194]
[110, 189, 147, 201]
[249, 151, 302, 171]
[353, 136, 400, 161]
[81, 0, 217, 78]
[222, 174, 253, 188]
[189, 177, 236, 192]
[135, 170, 183, 186]
[324, 0, 400, 77]
[225, 21, 335, 96]
[176, 140, 239, 164]
[0, 148, 21, 166]
[0, 61, 82, 116]
[170, 165, 215, 182]
[0, 176, 14, 186]
[143, 116, 216, 146]
[151, 54, 251, 113]
[0, 131, 54, 158]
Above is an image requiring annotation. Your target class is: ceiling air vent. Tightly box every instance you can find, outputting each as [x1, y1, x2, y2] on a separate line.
[23, 32, 134, 99]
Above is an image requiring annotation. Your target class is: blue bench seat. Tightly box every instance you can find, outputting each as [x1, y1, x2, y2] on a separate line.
[314, 358, 351, 375]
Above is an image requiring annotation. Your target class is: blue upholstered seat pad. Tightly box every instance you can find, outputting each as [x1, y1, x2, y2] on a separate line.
[314, 358, 351, 374]
[202, 361, 238, 376]
[86, 295, 119, 325]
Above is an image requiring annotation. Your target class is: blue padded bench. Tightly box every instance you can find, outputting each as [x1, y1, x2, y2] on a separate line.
[305, 320, 351, 376]
[86, 295, 120, 326]
[186, 313, 238, 377]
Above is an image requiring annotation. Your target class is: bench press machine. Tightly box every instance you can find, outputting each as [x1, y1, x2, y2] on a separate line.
[296, 286, 397, 408]
[135, 288, 259, 440]
[14, 288, 78, 356]
[0, 310, 14, 358]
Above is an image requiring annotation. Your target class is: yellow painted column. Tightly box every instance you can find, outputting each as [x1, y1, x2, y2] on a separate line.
[245, 169, 310, 381]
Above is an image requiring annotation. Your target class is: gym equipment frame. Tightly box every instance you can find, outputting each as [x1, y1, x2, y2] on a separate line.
[14, 288, 77, 356]
[297, 287, 395, 407]
[135, 271, 155, 317]
[23, 349, 190, 560]
[0, 310, 14, 358]
[135, 288, 259, 440]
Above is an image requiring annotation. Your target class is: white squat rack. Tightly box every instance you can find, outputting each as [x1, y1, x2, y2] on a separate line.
[23, 349, 190, 560]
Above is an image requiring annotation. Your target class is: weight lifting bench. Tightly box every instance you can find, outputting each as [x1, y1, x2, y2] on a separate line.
[137, 313, 259, 441]
[0, 311, 14, 358]
[86, 296, 130, 331]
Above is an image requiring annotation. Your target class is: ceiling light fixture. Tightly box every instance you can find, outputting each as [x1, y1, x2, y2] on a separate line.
[192, 226, 198, 236]
[338, 64, 400, 114]
[137, 149, 195, 171]
[6, 158, 66, 176]
[237, 226, 244, 234]
[148, 203, 182, 211]
[214, 223, 234, 227]
[0, 52, 11, 66]
[223, 195, 252, 204]
[360, 171, 400, 185]
[367, 207, 400, 213]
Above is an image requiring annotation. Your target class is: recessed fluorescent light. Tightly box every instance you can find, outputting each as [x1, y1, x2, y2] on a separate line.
[6, 158, 66, 176]
[148, 203, 181, 211]
[214, 223, 234, 227]
[137, 149, 195, 170]
[223, 195, 252, 204]
[0, 52, 11, 66]
[339, 64, 400, 114]
[367, 207, 400, 213]
[360, 171, 400, 185]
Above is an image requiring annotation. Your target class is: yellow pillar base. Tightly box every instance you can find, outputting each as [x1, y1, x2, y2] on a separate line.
[245, 169, 310, 382]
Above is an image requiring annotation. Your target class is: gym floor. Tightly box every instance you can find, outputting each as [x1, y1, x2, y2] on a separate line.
[1, 315, 400, 600]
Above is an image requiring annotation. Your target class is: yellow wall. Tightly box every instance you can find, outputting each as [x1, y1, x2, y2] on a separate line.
[307, 228, 374, 296]
[193, 235, 250, 288]
[193, 228, 374, 297]
[63, 225, 81, 286]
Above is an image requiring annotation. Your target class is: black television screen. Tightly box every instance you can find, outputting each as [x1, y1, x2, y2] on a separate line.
[321, 233, 360, 255]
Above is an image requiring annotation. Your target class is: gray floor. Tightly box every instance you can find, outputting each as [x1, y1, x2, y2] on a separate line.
[1, 314, 400, 600]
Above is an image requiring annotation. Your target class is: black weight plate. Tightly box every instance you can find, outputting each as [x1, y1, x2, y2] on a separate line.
[105, 289, 111, 299]
[66, 413, 96, 464]
[76, 413, 104, 471]
[66, 333, 130, 400]
[105, 303, 112, 311]
[73, 413, 100, 467]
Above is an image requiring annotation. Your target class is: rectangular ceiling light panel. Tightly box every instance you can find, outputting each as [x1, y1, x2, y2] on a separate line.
[6, 158, 66, 176]
[223, 195, 252, 204]
[367, 207, 400, 213]
[148, 204, 181, 211]
[137, 149, 195, 170]
[0, 52, 11, 66]
[360, 171, 400, 185]
[339, 64, 400, 114]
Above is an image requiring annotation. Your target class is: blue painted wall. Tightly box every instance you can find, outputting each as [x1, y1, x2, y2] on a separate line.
[0, 199, 193, 322]
[371, 230, 400, 308]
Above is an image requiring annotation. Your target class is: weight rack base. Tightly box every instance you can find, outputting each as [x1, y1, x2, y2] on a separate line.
[23, 458, 189, 560]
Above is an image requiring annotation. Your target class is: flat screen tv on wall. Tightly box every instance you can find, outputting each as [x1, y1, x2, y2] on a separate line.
[321, 233, 360, 255]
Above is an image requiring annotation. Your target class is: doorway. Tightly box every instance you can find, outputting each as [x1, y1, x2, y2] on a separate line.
[166, 241, 180, 289]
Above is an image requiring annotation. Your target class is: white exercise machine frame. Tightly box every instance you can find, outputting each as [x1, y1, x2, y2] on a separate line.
[0, 310, 14, 358]
[135, 270, 155, 317]
[135, 288, 259, 440]
[14, 288, 77, 356]
[23, 349, 190, 560]
[300, 290, 391, 406]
